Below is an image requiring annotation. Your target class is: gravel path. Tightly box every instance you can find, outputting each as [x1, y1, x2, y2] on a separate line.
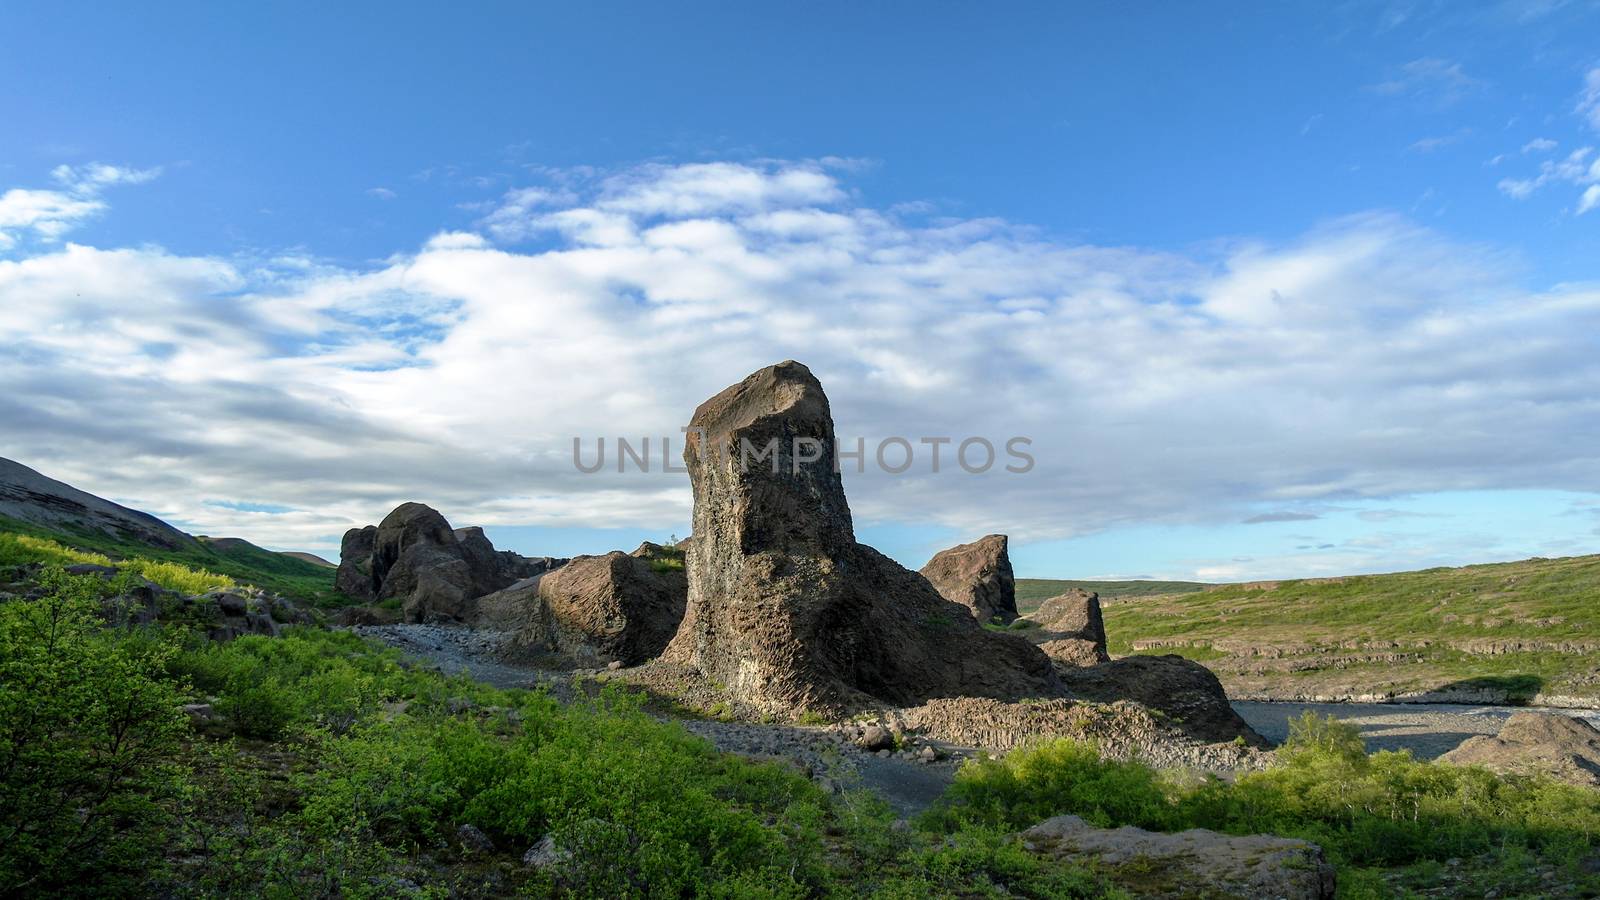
[1233, 700, 1600, 759]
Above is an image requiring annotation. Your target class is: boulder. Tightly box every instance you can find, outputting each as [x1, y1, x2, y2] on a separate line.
[1027, 589, 1109, 666]
[1021, 815, 1336, 899]
[1440, 712, 1600, 787]
[334, 502, 565, 622]
[1032, 589, 1107, 645]
[1056, 654, 1267, 747]
[533, 548, 687, 665]
[660, 360, 1059, 715]
[335, 525, 378, 599]
[1037, 637, 1109, 668]
[919, 534, 1018, 624]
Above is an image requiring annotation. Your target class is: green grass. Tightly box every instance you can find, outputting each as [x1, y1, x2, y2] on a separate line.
[1099, 553, 1600, 700]
[0, 532, 235, 594]
[1014, 579, 1208, 613]
[0, 513, 338, 604]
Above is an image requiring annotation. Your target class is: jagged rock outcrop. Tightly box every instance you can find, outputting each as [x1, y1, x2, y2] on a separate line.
[335, 503, 564, 622]
[1027, 589, 1110, 666]
[1056, 654, 1268, 747]
[660, 360, 1059, 715]
[919, 534, 1018, 624]
[1440, 712, 1600, 787]
[1021, 815, 1336, 899]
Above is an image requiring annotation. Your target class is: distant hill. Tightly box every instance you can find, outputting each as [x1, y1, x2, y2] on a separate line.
[0, 457, 338, 604]
[1103, 554, 1600, 705]
[1015, 578, 1209, 612]
[282, 551, 336, 568]
[0, 457, 194, 549]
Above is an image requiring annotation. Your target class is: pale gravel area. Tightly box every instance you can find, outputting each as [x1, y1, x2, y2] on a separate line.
[1234, 700, 1600, 760]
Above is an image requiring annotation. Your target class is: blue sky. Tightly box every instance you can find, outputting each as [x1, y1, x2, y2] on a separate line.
[2, 1, 1598, 579]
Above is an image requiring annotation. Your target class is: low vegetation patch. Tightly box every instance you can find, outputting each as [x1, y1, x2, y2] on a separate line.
[0, 532, 235, 593]
[6, 564, 1597, 897]
[925, 714, 1600, 897]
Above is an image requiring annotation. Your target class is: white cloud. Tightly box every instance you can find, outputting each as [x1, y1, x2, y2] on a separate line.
[1578, 67, 1600, 132]
[366, 186, 398, 200]
[1580, 184, 1600, 214]
[3, 161, 1600, 566]
[1371, 57, 1485, 106]
[0, 162, 159, 250]
[1522, 137, 1558, 153]
[1497, 146, 1598, 203]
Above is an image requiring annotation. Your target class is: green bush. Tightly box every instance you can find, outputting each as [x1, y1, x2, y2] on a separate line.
[0, 569, 189, 894]
[924, 713, 1600, 894]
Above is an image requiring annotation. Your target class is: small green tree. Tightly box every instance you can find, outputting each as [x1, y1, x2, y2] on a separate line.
[0, 568, 189, 894]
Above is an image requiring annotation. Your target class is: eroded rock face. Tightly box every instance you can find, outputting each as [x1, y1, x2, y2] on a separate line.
[1056, 654, 1268, 747]
[1021, 815, 1336, 900]
[919, 534, 1018, 624]
[335, 502, 564, 622]
[1441, 712, 1600, 787]
[535, 548, 687, 665]
[661, 360, 1059, 715]
[1027, 589, 1109, 666]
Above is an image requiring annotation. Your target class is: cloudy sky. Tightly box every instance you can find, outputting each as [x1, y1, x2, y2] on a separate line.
[2, 1, 1599, 580]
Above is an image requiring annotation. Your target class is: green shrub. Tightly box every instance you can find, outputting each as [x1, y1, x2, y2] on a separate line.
[0, 569, 189, 894]
[0, 532, 233, 593]
[924, 715, 1600, 893]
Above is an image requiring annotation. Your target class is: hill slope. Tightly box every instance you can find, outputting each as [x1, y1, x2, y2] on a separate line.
[0, 457, 194, 549]
[0, 456, 337, 604]
[1103, 554, 1600, 704]
[1015, 578, 1209, 612]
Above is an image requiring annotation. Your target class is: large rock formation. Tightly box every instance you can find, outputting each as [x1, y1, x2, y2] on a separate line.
[335, 503, 564, 622]
[1021, 815, 1336, 899]
[1441, 712, 1600, 787]
[535, 544, 686, 665]
[1028, 589, 1110, 667]
[660, 360, 1059, 715]
[1056, 654, 1268, 747]
[919, 534, 1018, 624]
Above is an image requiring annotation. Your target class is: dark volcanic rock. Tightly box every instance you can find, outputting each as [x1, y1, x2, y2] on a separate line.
[1441, 712, 1600, 787]
[335, 503, 565, 622]
[535, 548, 687, 665]
[919, 534, 1018, 624]
[660, 360, 1059, 715]
[1057, 654, 1267, 747]
[1028, 589, 1109, 666]
[335, 525, 378, 600]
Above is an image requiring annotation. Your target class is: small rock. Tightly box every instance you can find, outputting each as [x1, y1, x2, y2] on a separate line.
[876, 749, 890, 758]
[919, 745, 938, 762]
[456, 823, 495, 854]
[522, 834, 567, 869]
[182, 702, 215, 723]
[858, 724, 895, 751]
[607, 660, 625, 671]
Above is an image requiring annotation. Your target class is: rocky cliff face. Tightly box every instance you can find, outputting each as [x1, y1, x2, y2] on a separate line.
[660, 360, 1059, 715]
[335, 502, 564, 622]
[919, 534, 1018, 624]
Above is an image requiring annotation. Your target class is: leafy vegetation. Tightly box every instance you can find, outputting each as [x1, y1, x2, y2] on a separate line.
[926, 714, 1600, 897]
[0, 513, 338, 604]
[0, 532, 236, 593]
[7, 562, 1599, 897]
[1101, 553, 1600, 701]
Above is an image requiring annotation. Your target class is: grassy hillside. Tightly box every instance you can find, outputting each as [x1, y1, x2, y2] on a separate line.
[1015, 578, 1208, 612]
[0, 513, 339, 605]
[1102, 554, 1600, 703]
